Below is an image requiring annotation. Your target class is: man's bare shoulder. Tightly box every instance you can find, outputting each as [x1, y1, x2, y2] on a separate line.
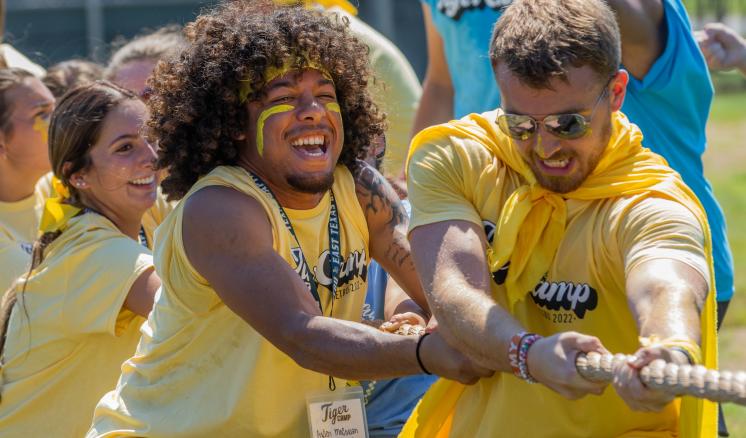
[182, 185, 273, 246]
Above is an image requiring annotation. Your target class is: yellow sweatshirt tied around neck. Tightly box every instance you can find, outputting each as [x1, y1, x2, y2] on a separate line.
[402, 111, 718, 438]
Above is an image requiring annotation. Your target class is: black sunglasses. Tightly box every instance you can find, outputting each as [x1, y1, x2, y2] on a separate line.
[496, 78, 612, 141]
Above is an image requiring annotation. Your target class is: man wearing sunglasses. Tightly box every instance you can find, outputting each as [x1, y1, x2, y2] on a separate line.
[402, 0, 718, 436]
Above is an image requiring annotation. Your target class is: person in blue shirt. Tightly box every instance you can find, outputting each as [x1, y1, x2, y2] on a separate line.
[359, 142, 437, 437]
[361, 257, 437, 437]
[414, 1, 733, 435]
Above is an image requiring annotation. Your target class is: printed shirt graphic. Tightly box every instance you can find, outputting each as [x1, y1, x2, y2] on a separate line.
[407, 118, 709, 437]
[89, 165, 370, 438]
[0, 213, 151, 437]
[0, 173, 54, 290]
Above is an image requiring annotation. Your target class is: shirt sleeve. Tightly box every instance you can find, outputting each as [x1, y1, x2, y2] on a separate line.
[407, 138, 486, 232]
[619, 196, 710, 287]
[62, 235, 153, 337]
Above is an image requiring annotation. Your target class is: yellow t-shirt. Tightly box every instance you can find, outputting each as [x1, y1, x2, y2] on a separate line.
[0, 173, 54, 290]
[0, 213, 151, 437]
[141, 186, 177, 248]
[407, 123, 709, 437]
[89, 164, 370, 437]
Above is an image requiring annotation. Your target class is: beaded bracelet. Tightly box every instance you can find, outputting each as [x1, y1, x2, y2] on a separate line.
[508, 331, 528, 378]
[517, 334, 542, 383]
[508, 332, 543, 383]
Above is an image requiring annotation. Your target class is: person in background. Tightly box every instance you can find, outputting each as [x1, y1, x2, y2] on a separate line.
[106, 25, 187, 100]
[357, 141, 436, 438]
[0, 68, 55, 291]
[696, 23, 746, 77]
[43, 59, 105, 99]
[0, 81, 160, 437]
[107, 25, 188, 229]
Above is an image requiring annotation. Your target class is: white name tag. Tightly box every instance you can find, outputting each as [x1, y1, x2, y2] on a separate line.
[307, 386, 368, 438]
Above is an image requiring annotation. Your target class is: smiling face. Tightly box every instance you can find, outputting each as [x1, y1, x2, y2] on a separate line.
[1, 77, 55, 178]
[496, 64, 627, 193]
[242, 68, 344, 196]
[72, 99, 157, 218]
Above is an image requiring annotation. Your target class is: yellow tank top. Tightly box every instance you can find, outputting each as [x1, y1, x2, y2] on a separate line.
[89, 164, 370, 437]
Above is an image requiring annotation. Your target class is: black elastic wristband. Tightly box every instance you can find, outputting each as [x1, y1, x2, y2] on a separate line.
[416, 333, 432, 375]
[670, 346, 695, 365]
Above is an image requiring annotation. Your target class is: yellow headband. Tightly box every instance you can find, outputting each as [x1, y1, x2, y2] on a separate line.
[273, 0, 358, 15]
[238, 59, 332, 104]
[39, 177, 82, 234]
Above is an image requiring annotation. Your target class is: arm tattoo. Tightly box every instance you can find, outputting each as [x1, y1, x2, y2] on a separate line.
[354, 163, 413, 270]
[354, 164, 407, 229]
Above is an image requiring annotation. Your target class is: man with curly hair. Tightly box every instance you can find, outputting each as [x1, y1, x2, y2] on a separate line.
[87, 3, 489, 437]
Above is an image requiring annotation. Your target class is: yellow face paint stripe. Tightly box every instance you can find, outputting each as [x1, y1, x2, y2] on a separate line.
[256, 104, 294, 156]
[325, 102, 341, 113]
[33, 115, 49, 145]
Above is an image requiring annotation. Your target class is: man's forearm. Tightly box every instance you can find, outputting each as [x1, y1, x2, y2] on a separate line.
[411, 222, 523, 372]
[428, 268, 522, 372]
[626, 259, 707, 364]
[288, 315, 422, 380]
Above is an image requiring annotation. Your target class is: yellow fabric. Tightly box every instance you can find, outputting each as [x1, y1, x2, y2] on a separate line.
[89, 165, 370, 437]
[0, 173, 54, 290]
[274, 0, 358, 15]
[140, 186, 177, 249]
[403, 110, 718, 438]
[640, 336, 703, 365]
[39, 176, 82, 234]
[0, 213, 151, 437]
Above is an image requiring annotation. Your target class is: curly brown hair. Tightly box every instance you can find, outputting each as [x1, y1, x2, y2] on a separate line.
[150, 1, 386, 200]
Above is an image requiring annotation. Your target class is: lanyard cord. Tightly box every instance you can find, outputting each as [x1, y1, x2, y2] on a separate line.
[248, 172, 343, 391]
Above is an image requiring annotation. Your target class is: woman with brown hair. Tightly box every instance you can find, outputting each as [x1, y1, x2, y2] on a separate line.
[0, 81, 160, 437]
[0, 67, 55, 291]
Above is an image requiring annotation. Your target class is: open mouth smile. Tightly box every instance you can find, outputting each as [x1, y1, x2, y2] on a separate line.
[290, 134, 329, 158]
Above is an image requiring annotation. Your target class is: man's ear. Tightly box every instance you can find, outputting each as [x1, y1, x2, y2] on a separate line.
[609, 69, 629, 112]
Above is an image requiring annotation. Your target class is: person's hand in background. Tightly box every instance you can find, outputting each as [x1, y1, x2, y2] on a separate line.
[695, 23, 746, 76]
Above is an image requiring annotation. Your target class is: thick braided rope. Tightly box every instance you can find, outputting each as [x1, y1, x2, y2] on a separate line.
[367, 320, 745, 405]
[576, 351, 746, 406]
[366, 319, 427, 337]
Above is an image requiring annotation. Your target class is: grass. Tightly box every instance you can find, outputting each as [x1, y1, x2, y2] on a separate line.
[702, 88, 746, 434]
